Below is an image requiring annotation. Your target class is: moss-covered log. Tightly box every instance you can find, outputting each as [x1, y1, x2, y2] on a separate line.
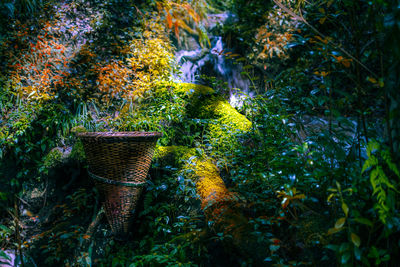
[171, 83, 252, 152]
[154, 146, 256, 256]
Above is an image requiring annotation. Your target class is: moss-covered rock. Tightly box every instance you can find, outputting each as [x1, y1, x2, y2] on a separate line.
[43, 148, 64, 169]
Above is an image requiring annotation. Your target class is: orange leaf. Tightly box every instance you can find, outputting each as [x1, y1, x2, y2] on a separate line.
[281, 197, 289, 209]
[332, 55, 343, 62]
[342, 60, 351, 68]
[166, 12, 172, 29]
[174, 21, 180, 40]
[367, 77, 377, 84]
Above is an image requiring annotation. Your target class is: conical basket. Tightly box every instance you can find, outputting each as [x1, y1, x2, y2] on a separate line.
[77, 131, 162, 239]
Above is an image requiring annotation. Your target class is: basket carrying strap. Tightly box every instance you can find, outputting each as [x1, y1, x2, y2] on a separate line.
[88, 170, 147, 187]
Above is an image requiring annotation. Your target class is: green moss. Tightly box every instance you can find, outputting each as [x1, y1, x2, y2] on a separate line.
[71, 125, 87, 134]
[196, 96, 251, 130]
[136, 82, 251, 153]
[175, 83, 214, 96]
[70, 140, 86, 162]
[154, 145, 197, 166]
[192, 95, 251, 152]
[43, 148, 63, 169]
[153, 82, 214, 100]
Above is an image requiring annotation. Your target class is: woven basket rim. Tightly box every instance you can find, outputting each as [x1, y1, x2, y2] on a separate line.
[76, 131, 162, 139]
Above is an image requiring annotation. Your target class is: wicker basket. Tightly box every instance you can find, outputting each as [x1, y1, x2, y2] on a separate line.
[77, 131, 162, 239]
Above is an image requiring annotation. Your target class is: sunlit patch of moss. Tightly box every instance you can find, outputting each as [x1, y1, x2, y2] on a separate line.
[175, 83, 214, 96]
[152, 82, 213, 100]
[197, 96, 251, 131]
[190, 159, 232, 207]
[43, 148, 63, 169]
[154, 145, 197, 166]
[193, 95, 251, 153]
[155, 146, 229, 206]
[71, 125, 87, 134]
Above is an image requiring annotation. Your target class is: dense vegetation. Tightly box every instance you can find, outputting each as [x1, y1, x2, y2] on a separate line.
[0, 0, 399, 266]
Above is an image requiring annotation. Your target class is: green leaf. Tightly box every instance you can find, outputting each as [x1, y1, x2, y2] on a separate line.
[0, 224, 11, 234]
[0, 250, 11, 261]
[382, 254, 390, 261]
[354, 217, 373, 227]
[336, 181, 341, 191]
[327, 227, 343, 235]
[351, 233, 361, 247]
[342, 203, 349, 217]
[327, 193, 335, 202]
[335, 217, 346, 229]
[325, 244, 339, 251]
[341, 252, 351, 264]
[366, 141, 380, 157]
[368, 246, 379, 258]
[377, 166, 397, 191]
[370, 168, 379, 191]
[362, 156, 378, 173]
[339, 242, 351, 253]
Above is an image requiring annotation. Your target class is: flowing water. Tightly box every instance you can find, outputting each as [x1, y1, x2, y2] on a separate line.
[175, 13, 252, 107]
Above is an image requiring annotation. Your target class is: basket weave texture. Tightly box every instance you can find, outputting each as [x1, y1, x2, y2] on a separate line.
[77, 131, 162, 238]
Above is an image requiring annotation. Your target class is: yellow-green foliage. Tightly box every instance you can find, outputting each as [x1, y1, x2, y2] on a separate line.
[153, 83, 250, 151]
[197, 96, 251, 131]
[195, 95, 251, 152]
[154, 145, 197, 165]
[70, 141, 86, 162]
[95, 16, 174, 104]
[174, 83, 214, 96]
[43, 148, 63, 169]
[152, 82, 213, 99]
[71, 125, 87, 134]
[113, 82, 215, 143]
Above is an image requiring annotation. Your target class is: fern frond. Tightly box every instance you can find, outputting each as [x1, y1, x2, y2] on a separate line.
[366, 140, 380, 158]
[382, 150, 400, 178]
[362, 155, 378, 173]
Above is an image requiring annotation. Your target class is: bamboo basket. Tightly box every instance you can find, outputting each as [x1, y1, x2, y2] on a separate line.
[77, 131, 162, 239]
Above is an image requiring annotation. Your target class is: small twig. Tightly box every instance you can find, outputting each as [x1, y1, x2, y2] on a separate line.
[43, 176, 48, 208]
[85, 207, 105, 239]
[16, 196, 30, 207]
[14, 197, 24, 267]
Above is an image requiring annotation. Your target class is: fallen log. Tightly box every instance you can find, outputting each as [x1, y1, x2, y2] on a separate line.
[154, 146, 264, 262]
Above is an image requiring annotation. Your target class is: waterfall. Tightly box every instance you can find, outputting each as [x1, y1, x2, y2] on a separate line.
[175, 13, 252, 107]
